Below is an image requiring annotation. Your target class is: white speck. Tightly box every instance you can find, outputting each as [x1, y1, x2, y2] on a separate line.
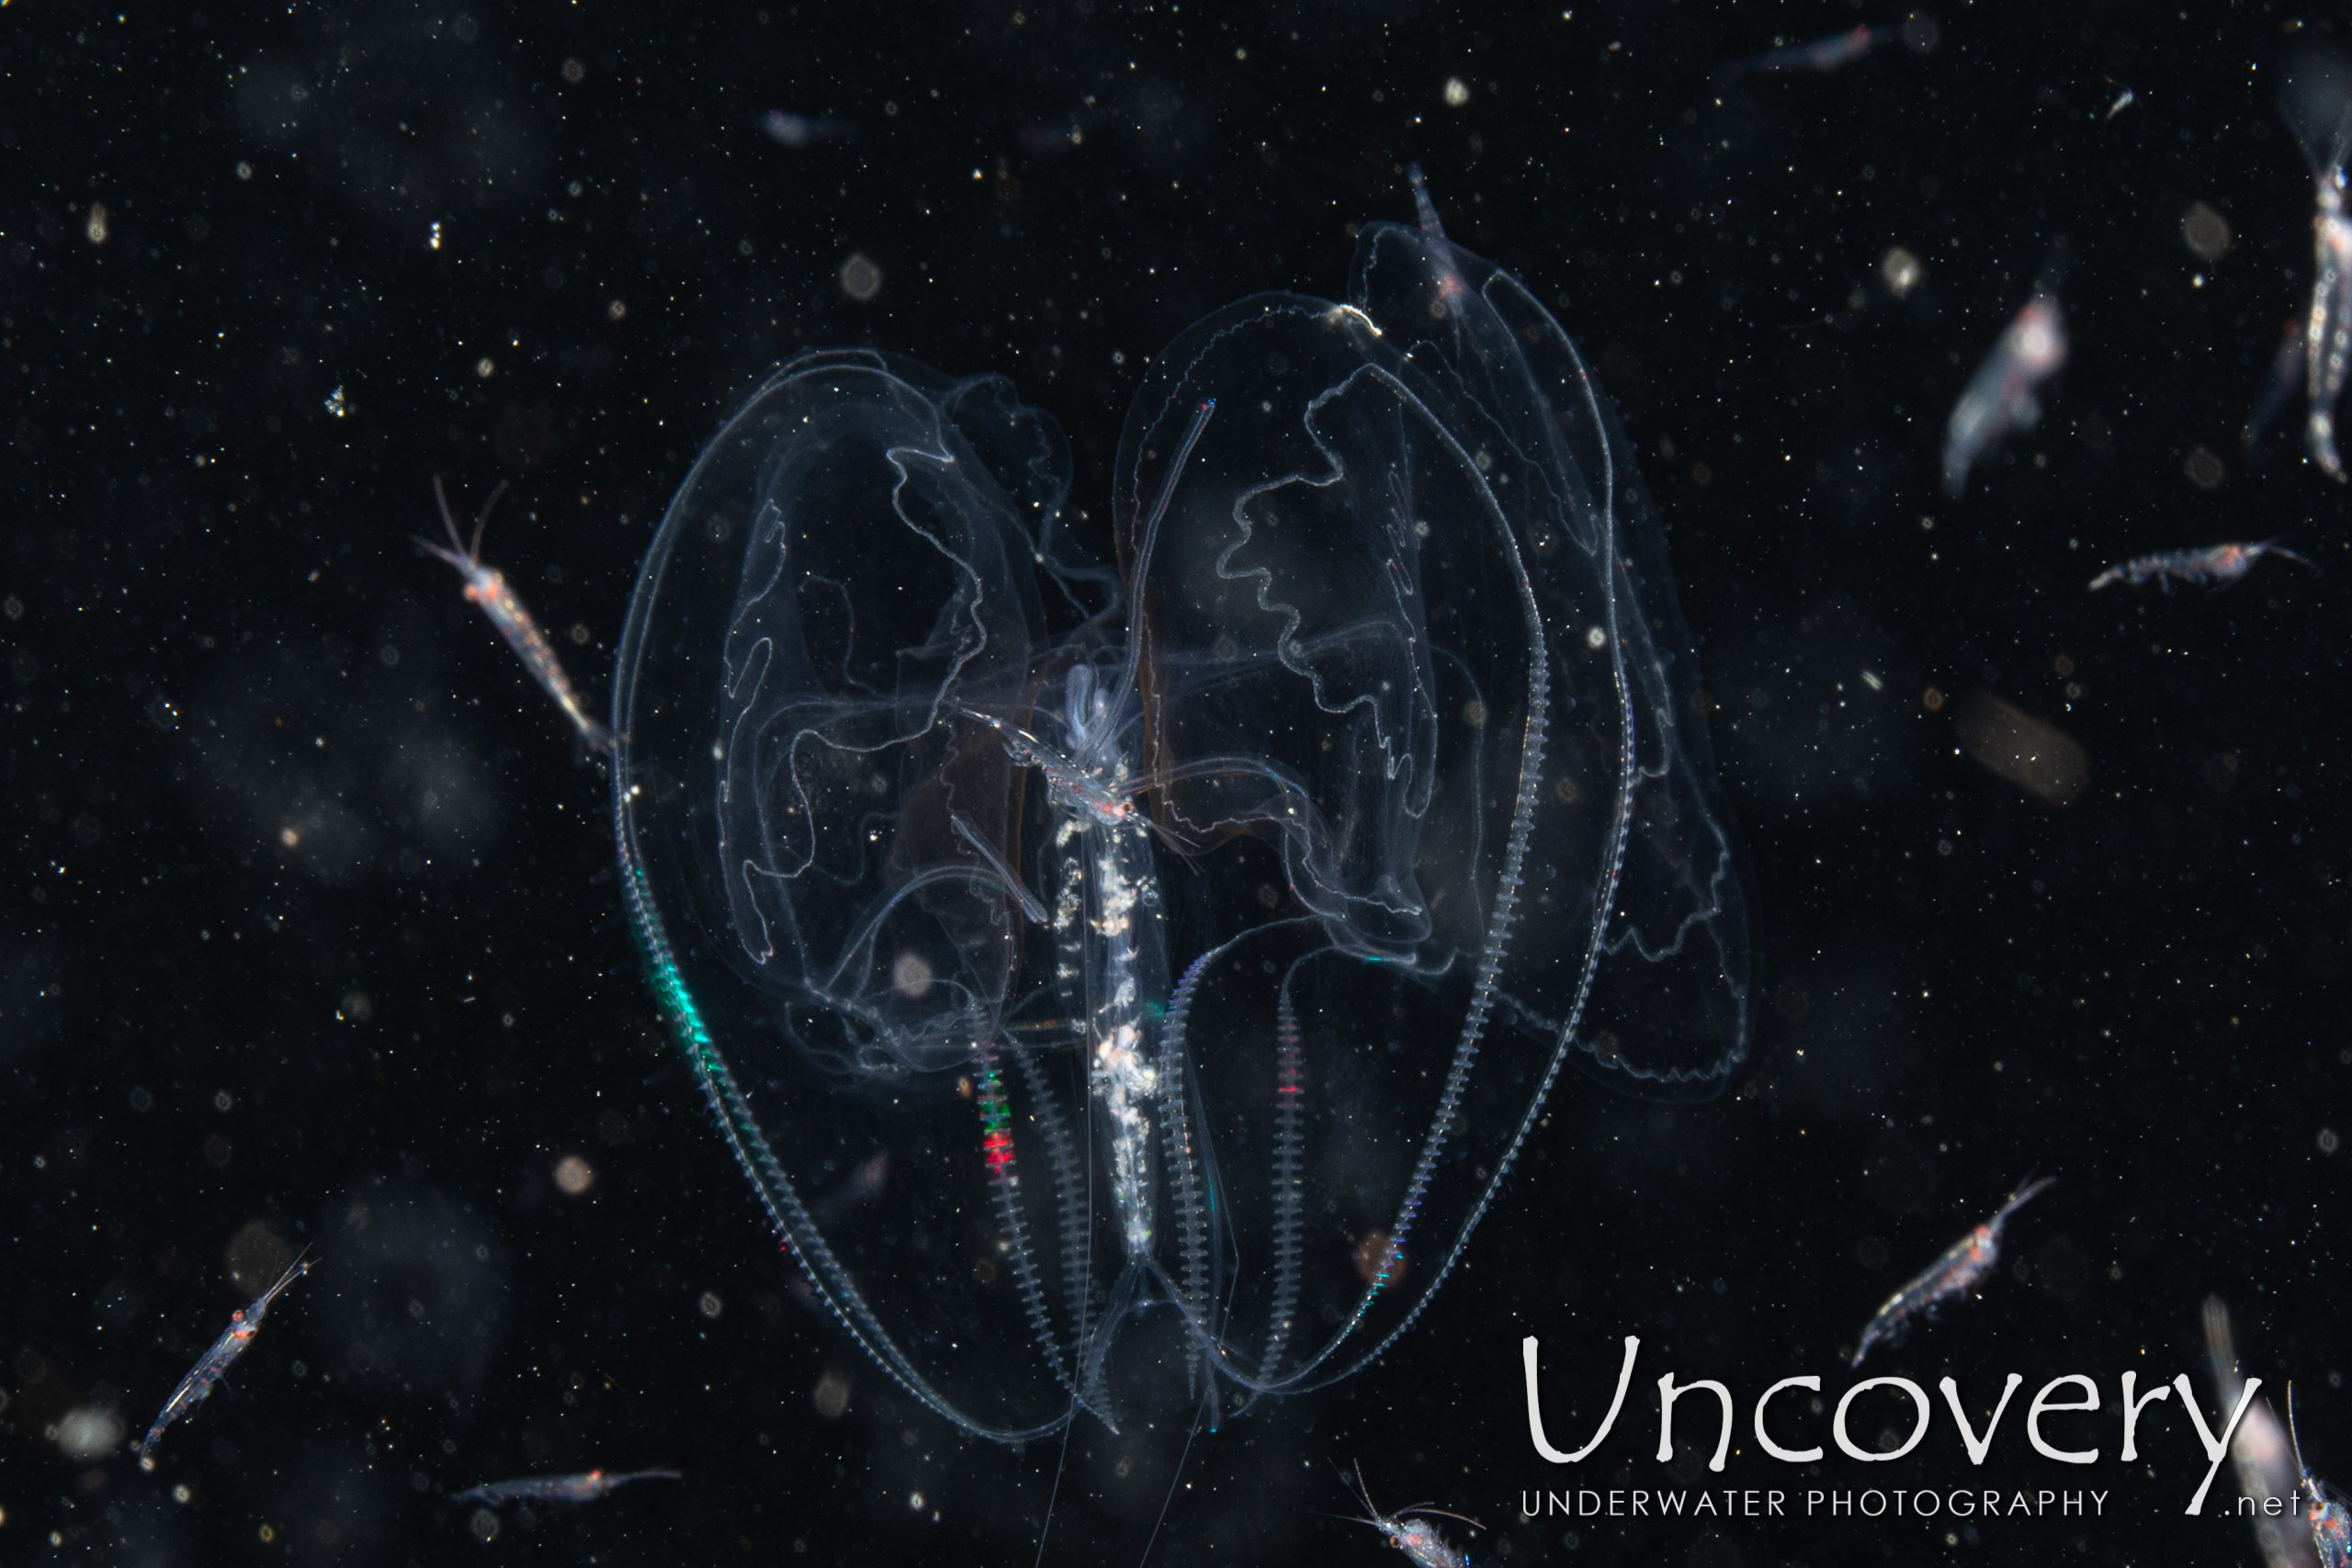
[840, 253, 883, 302]
[53, 1405, 124, 1461]
[892, 953, 934, 998]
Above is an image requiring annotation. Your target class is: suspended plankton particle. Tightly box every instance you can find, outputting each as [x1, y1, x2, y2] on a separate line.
[54, 1405, 124, 1461]
[552, 1153, 594, 1195]
[2183, 201, 2232, 264]
[1882, 246, 1922, 299]
[1954, 692, 2087, 805]
[839, 253, 882, 302]
[762, 110, 855, 148]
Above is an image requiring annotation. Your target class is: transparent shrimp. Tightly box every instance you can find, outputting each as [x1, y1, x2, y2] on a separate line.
[416, 478, 615, 751]
[449, 1466, 683, 1508]
[2208, 1303, 2318, 1568]
[137, 1250, 311, 1466]
[2282, 53, 2352, 479]
[2088, 540, 2312, 592]
[1942, 283, 2067, 498]
[1340, 1461, 1481, 1568]
[1850, 1177, 2052, 1368]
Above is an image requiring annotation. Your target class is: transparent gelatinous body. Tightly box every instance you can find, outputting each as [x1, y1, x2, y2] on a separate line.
[611, 219, 1750, 1440]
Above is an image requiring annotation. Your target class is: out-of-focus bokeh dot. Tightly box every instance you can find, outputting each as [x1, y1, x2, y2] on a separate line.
[224, 1219, 296, 1292]
[552, 1152, 595, 1195]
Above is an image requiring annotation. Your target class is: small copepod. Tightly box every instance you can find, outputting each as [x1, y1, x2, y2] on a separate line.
[1850, 1177, 2052, 1369]
[416, 479, 615, 752]
[1340, 1461, 1481, 1568]
[138, 1249, 311, 1466]
[1942, 280, 2067, 498]
[2290, 1388, 2352, 1568]
[449, 1466, 683, 1508]
[2088, 540, 2311, 593]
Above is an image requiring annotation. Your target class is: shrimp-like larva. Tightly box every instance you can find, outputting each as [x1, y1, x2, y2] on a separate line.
[1851, 1177, 2052, 1369]
[416, 478, 614, 752]
[1943, 285, 2067, 498]
[2088, 540, 2311, 593]
[1340, 1461, 1482, 1568]
[139, 1250, 311, 1466]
